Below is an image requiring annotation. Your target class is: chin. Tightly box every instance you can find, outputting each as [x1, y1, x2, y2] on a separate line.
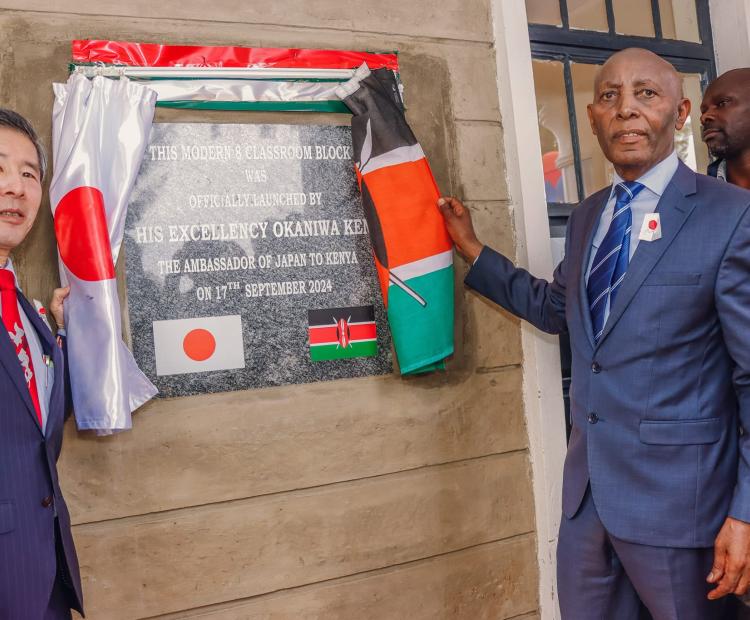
[610, 151, 649, 169]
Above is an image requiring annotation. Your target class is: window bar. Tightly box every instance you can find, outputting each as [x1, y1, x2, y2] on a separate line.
[651, 0, 663, 38]
[605, 0, 616, 35]
[696, 0, 717, 79]
[559, 0, 570, 30]
[563, 59, 585, 202]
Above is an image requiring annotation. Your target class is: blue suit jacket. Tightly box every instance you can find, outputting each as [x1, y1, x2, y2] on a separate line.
[467, 161, 750, 548]
[0, 290, 83, 618]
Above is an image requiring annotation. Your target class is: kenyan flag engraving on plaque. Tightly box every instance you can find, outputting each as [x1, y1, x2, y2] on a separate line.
[308, 306, 378, 361]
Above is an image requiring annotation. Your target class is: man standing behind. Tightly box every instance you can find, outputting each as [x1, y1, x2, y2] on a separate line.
[439, 48, 750, 619]
[0, 109, 83, 619]
[701, 68, 750, 189]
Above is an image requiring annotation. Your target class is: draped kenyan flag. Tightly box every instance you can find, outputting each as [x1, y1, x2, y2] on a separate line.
[336, 65, 454, 374]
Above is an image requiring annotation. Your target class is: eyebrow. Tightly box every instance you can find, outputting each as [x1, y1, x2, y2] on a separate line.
[0, 151, 41, 174]
[598, 79, 661, 90]
[632, 79, 661, 89]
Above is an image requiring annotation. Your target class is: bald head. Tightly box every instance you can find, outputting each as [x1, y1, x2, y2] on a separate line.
[706, 68, 750, 98]
[594, 48, 684, 102]
[587, 47, 690, 180]
[701, 68, 750, 160]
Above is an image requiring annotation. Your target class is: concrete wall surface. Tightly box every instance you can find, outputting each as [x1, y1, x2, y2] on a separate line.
[0, 2, 537, 618]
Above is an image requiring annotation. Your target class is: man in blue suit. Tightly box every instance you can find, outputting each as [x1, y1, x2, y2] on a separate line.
[438, 48, 750, 619]
[0, 109, 83, 619]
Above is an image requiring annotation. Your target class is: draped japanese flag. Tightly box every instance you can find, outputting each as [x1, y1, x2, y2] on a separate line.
[50, 73, 158, 432]
[337, 65, 454, 374]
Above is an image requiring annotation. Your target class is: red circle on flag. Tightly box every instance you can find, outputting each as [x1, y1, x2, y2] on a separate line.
[54, 186, 116, 281]
[648, 219, 658, 230]
[183, 329, 216, 362]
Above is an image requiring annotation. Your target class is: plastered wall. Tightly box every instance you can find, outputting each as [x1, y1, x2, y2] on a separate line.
[0, 2, 539, 618]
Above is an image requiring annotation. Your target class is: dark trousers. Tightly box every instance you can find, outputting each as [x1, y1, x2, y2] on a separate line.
[557, 487, 735, 620]
[43, 576, 72, 620]
[43, 519, 75, 620]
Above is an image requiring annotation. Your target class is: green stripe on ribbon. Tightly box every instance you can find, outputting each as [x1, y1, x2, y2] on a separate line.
[156, 100, 352, 113]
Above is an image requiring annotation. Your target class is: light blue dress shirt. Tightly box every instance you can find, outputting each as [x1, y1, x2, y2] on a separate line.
[0, 260, 53, 432]
[585, 150, 680, 323]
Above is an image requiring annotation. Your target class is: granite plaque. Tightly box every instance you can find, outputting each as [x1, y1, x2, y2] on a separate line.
[124, 123, 392, 398]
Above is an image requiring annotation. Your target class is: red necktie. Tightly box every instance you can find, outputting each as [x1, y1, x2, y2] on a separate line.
[0, 269, 42, 426]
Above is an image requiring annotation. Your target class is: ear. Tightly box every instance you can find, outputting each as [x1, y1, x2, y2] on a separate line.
[587, 104, 597, 135]
[675, 97, 691, 131]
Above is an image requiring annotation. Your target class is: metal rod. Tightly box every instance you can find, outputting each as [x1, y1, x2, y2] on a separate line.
[559, 0, 570, 29]
[696, 0, 717, 80]
[651, 0, 663, 39]
[605, 0, 616, 35]
[72, 65, 357, 80]
[562, 58, 586, 202]
[528, 24, 715, 62]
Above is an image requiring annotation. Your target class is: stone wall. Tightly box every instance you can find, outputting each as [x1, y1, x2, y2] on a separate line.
[0, 2, 537, 617]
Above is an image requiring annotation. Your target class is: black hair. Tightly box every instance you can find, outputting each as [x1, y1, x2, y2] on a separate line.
[0, 108, 46, 181]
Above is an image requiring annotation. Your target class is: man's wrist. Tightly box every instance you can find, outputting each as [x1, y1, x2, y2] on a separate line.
[464, 241, 484, 264]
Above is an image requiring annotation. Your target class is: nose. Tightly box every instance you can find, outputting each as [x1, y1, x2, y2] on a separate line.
[700, 107, 714, 127]
[616, 91, 639, 119]
[0, 169, 24, 197]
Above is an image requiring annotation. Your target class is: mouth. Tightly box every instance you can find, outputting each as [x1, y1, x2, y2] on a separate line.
[613, 130, 647, 144]
[0, 209, 25, 222]
[702, 128, 724, 141]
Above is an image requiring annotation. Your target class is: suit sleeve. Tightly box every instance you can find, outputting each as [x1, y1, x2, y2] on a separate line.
[464, 218, 571, 335]
[715, 204, 750, 523]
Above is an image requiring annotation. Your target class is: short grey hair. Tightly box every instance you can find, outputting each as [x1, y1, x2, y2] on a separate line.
[0, 108, 47, 181]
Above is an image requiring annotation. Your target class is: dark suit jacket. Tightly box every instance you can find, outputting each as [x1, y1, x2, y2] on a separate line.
[0, 289, 83, 618]
[466, 161, 750, 547]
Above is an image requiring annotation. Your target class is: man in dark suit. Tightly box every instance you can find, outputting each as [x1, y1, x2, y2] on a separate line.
[701, 68, 750, 189]
[438, 48, 750, 619]
[0, 109, 83, 619]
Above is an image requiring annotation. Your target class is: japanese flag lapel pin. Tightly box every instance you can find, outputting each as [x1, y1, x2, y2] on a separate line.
[639, 213, 662, 242]
[33, 299, 51, 327]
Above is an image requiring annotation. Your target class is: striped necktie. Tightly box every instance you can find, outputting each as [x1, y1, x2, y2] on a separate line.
[587, 181, 645, 342]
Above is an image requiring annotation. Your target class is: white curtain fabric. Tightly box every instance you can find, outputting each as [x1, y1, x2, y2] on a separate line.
[141, 78, 344, 103]
[50, 73, 158, 433]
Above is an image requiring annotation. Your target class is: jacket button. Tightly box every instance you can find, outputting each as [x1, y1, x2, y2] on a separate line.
[41, 496, 53, 508]
[587, 412, 599, 424]
[591, 362, 601, 373]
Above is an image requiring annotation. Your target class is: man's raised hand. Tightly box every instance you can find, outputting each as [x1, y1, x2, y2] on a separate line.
[437, 196, 484, 263]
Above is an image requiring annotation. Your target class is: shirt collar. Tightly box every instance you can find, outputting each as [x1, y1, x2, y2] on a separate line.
[717, 159, 728, 182]
[0, 257, 18, 287]
[611, 150, 680, 199]
[0, 259, 18, 316]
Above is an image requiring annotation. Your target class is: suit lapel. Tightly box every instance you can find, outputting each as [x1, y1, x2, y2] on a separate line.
[18, 294, 63, 439]
[596, 162, 697, 348]
[578, 188, 611, 349]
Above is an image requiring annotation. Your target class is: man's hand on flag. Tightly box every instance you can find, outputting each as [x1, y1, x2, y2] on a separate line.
[50, 286, 70, 329]
[437, 196, 484, 263]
